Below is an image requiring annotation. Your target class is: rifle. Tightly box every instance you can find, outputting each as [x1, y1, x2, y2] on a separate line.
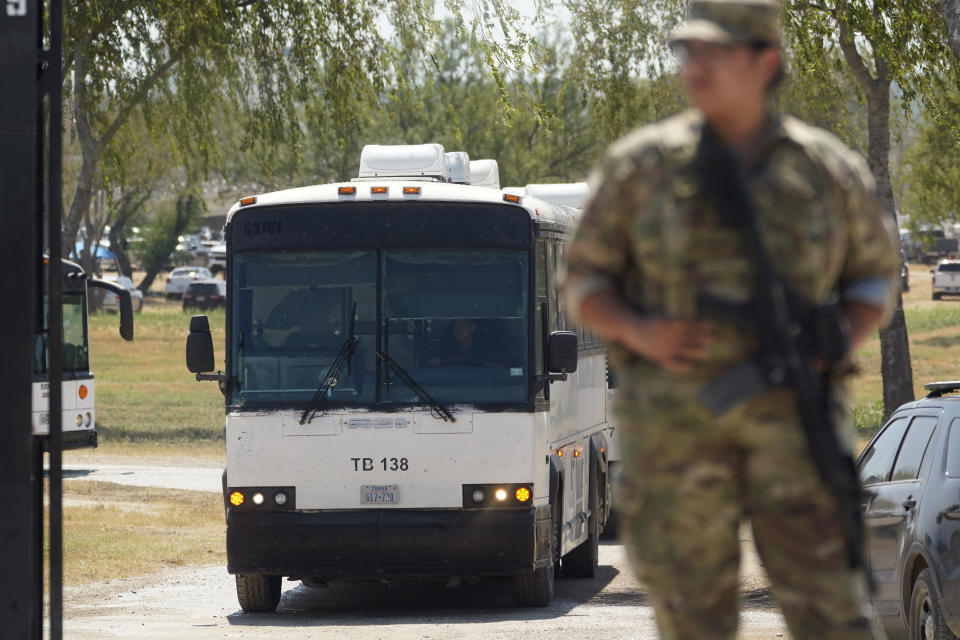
[694, 123, 869, 580]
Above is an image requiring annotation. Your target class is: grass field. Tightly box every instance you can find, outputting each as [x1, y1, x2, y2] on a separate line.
[56, 481, 225, 585]
[88, 299, 226, 454]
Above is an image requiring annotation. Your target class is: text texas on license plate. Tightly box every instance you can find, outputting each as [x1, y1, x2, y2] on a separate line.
[362, 484, 399, 505]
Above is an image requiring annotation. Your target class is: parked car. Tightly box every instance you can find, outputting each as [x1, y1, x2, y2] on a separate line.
[182, 279, 226, 311]
[903, 229, 959, 264]
[165, 266, 212, 299]
[101, 275, 144, 313]
[207, 242, 226, 276]
[931, 259, 960, 300]
[857, 381, 960, 639]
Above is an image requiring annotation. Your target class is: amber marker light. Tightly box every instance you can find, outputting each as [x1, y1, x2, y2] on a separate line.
[78, 384, 88, 400]
[370, 186, 388, 194]
[338, 186, 357, 196]
[556, 450, 563, 457]
[239, 196, 257, 207]
[503, 194, 521, 204]
[515, 487, 531, 503]
[229, 491, 244, 507]
[402, 186, 421, 195]
[573, 450, 581, 458]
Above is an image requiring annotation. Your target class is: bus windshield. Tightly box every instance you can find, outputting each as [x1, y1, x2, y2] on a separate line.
[35, 292, 90, 375]
[231, 250, 529, 407]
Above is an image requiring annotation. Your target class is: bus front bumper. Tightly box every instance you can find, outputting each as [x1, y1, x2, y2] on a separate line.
[225, 506, 552, 579]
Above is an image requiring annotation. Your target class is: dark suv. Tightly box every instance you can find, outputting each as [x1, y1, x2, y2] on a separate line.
[858, 382, 960, 639]
[182, 279, 225, 311]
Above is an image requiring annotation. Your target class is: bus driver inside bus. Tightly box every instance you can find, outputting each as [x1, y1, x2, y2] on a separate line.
[429, 319, 503, 368]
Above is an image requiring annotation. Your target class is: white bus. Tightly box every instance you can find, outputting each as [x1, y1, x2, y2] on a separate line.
[187, 144, 618, 612]
[34, 258, 133, 449]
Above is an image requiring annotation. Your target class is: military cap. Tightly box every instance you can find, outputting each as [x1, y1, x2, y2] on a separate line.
[670, 0, 782, 47]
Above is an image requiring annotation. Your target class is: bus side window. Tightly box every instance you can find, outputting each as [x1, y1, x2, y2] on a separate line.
[535, 302, 546, 399]
[556, 241, 569, 332]
[536, 239, 548, 299]
[546, 242, 558, 333]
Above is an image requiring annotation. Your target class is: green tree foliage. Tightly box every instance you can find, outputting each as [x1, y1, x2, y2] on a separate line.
[785, 0, 957, 413]
[61, 0, 501, 260]
[134, 191, 207, 293]
[897, 93, 960, 228]
[563, 0, 687, 142]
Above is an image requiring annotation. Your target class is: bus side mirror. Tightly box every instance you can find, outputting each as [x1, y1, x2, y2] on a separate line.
[186, 315, 215, 374]
[547, 331, 578, 375]
[88, 278, 134, 341]
[117, 290, 134, 342]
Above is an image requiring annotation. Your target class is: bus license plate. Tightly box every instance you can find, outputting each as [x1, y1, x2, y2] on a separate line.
[196, 295, 206, 301]
[361, 485, 398, 505]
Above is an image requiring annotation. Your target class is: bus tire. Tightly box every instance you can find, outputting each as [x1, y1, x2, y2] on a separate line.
[511, 562, 554, 607]
[511, 502, 558, 607]
[563, 471, 599, 578]
[236, 574, 281, 612]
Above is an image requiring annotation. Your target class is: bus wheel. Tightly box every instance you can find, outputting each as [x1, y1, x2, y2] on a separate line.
[236, 574, 281, 612]
[563, 473, 599, 578]
[511, 503, 557, 607]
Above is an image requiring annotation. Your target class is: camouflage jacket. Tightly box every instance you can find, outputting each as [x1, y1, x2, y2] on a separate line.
[563, 109, 900, 375]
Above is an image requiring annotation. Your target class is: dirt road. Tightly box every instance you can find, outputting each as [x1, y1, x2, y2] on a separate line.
[60, 461, 784, 638]
[64, 543, 785, 640]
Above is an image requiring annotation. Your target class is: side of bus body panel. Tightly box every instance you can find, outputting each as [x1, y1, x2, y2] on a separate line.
[546, 350, 610, 556]
[31, 378, 97, 448]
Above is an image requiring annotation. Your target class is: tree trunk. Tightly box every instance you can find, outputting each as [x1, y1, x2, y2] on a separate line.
[943, 0, 960, 60]
[63, 49, 102, 261]
[865, 85, 915, 415]
[137, 193, 197, 293]
[108, 190, 150, 278]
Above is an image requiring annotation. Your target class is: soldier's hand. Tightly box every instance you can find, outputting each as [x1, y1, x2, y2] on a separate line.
[617, 317, 714, 373]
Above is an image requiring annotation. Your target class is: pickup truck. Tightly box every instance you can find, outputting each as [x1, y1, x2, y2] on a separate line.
[904, 229, 959, 263]
[931, 260, 960, 300]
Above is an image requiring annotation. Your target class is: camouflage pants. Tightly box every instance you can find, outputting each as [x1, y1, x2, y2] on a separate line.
[614, 369, 880, 640]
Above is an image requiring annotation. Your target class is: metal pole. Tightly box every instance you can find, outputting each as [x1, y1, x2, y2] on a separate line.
[0, 0, 43, 637]
[45, 0, 65, 637]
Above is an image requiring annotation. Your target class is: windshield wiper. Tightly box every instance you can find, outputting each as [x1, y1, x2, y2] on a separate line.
[376, 351, 456, 423]
[301, 302, 358, 425]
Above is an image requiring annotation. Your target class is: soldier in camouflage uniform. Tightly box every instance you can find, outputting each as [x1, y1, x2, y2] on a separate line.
[562, 1, 900, 638]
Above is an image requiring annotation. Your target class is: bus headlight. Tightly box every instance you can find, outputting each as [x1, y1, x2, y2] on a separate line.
[462, 484, 534, 508]
[75, 414, 83, 427]
[84, 412, 92, 427]
[226, 487, 295, 510]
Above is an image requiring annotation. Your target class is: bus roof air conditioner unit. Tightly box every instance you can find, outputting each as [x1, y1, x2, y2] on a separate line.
[468, 159, 500, 189]
[358, 144, 447, 180]
[525, 182, 590, 209]
[445, 152, 471, 184]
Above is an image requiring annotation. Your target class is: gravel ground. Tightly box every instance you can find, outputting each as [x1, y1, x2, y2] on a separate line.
[63, 544, 785, 640]
[59, 460, 785, 639]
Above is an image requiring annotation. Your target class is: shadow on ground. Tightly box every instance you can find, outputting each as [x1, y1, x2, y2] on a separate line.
[228, 564, 621, 627]
[917, 333, 960, 349]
